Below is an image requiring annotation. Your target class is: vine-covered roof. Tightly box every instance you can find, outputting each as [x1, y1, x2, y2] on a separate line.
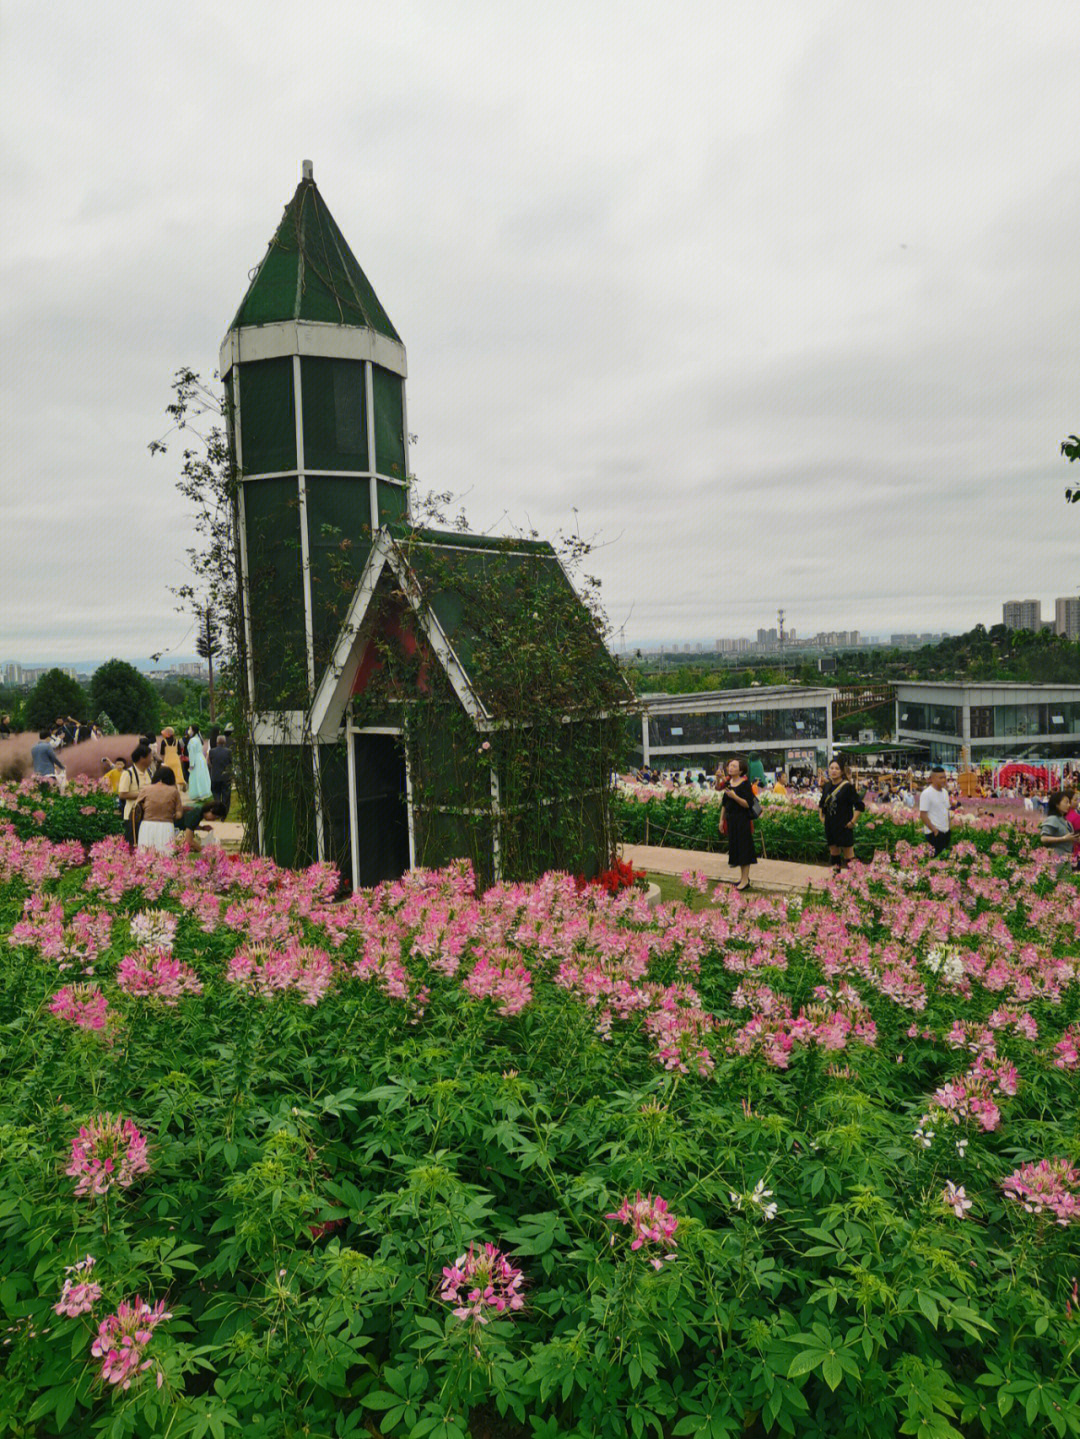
[389, 528, 632, 721]
[310, 526, 633, 736]
[229, 174, 401, 339]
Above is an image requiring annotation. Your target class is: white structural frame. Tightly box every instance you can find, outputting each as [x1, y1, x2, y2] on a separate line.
[219, 320, 406, 381]
[364, 361, 379, 532]
[291, 353, 326, 861]
[229, 366, 265, 852]
[306, 531, 489, 741]
[489, 765, 503, 881]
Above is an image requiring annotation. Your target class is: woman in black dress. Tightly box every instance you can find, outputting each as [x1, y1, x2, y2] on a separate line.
[819, 757, 865, 873]
[716, 755, 756, 892]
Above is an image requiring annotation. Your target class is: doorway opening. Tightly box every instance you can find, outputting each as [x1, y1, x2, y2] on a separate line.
[351, 732, 410, 888]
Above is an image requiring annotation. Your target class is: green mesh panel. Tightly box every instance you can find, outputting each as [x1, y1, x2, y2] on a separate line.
[305, 477, 374, 666]
[239, 358, 296, 475]
[412, 806, 494, 889]
[243, 478, 306, 707]
[258, 745, 318, 868]
[318, 744, 350, 881]
[376, 479, 408, 527]
[301, 357, 368, 471]
[236, 244, 299, 328]
[399, 539, 628, 717]
[230, 179, 401, 340]
[373, 366, 406, 479]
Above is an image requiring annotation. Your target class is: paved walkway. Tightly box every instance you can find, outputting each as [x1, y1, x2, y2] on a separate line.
[203, 824, 828, 894]
[620, 842, 831, 894]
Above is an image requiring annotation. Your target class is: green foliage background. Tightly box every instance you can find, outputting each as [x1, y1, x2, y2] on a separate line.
[89, 660, 161, 738]
[24, 670, 87, 732]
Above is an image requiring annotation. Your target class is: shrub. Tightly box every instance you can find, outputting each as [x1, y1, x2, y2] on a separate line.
[0, 806, 1077, 1436]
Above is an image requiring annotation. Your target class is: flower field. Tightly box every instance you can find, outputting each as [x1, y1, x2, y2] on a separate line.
[1, 786, 1079, 1437]
[613, 781, 1042, 865]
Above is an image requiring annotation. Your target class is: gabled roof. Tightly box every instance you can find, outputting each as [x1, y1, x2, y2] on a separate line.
[229, 174, 401, 339]
[309, 526, 633, 739]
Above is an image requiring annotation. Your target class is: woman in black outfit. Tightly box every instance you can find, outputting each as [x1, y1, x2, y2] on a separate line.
[819, 757, 865, 873]
[716, 755, 756, 891]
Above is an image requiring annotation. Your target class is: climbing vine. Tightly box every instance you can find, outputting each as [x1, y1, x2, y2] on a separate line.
[156, 370, 636, 886]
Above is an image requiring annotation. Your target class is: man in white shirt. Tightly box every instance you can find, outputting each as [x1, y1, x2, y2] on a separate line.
[919, 766, 952, 857]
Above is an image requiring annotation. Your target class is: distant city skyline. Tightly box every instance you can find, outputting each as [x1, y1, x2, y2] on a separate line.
[5, 585, 1080, 674]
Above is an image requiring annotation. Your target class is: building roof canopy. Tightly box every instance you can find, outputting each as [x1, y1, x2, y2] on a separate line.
[309, 527, 633, 739]
[228, 171, 400, 341]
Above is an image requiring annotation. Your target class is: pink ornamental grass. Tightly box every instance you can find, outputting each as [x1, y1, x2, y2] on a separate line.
[90, 1296, 171, 1390]
[607, 1191, 679, 1267]
[54, 1255, 102, 1317]
[67, 1113, 150, 1198]
[439, 1242, 525, 1323]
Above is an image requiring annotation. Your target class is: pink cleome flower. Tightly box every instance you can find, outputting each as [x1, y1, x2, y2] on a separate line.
[90, 1296, 171, 1390]
[226, 942, 335, 1006]
[1001, 1158, 1080, 1227]
[115, 950, 202, 1005]
[439, 1242, 525, 1324]
[942, 1180, 972, 1218]
[128, 909, 178, 952]
[54, 1255, 102, 1317]
[66, 1113, 150, 1198]
[606, 1190, 679, 1268]
[1052, 1027, 1080, 1071]
[49, 983, 111, 1032]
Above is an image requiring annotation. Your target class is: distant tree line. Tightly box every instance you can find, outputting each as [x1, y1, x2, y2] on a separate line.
[625, 623, 1080, 697]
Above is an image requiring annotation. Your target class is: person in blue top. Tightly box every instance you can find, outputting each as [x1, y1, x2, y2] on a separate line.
[31, 729, 67, 787]
[186, 723, 213, 802]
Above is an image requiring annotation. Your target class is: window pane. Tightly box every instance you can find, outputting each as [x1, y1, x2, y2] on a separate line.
[301, 357, 368, 471]
[373, 366, 406, 479]
[305, 477, 374, 665]
[239, 358, 296, 474]
[377, 479, 408, 527]
[243, 477, 306, 707]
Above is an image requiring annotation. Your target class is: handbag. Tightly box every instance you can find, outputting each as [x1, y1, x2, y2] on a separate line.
[751, 795, 764, 820]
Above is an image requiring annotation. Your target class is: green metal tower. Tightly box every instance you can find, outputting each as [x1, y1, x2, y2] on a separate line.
[220, 161, 409, 862]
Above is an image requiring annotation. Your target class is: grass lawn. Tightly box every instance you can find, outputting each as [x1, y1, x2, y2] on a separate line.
[645, 870, 725, 908]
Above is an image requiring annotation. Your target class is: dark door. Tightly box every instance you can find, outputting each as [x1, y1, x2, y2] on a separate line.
[352, 733, 410, 888]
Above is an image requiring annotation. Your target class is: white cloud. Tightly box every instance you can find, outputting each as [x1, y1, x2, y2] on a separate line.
[2, 0, 1079, 662]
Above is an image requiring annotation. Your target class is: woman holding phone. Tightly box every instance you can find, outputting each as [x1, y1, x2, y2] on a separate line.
[716, 755, 756, 892]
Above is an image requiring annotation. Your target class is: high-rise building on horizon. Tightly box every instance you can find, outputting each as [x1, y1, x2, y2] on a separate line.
[1003, 599, 1041, 631]
[1055, 597, 1080, 641]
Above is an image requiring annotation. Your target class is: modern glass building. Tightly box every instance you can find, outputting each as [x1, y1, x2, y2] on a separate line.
[894, 682, 1080, 765]
[635, 686, 835, 773]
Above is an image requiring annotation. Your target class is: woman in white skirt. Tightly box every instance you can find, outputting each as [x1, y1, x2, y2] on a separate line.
[137, 767, 184, 852]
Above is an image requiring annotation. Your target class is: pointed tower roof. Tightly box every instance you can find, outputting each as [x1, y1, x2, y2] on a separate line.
[229, 164, 401, 341]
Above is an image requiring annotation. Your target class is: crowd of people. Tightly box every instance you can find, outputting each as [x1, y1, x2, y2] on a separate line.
[635, 754, 1080, 889]
[110, 725, 234, 853]
[27, 716, 234, 856]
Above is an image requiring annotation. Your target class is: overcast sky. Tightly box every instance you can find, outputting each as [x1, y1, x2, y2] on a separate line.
[2, 0, 1079, 663]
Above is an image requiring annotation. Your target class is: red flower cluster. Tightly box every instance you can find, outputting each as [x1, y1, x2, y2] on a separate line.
[575, 858, 646, 896]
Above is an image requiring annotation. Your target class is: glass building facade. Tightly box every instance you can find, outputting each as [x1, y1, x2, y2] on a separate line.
[894, 684, 1080, 765]
[635, 687, 835, 772]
